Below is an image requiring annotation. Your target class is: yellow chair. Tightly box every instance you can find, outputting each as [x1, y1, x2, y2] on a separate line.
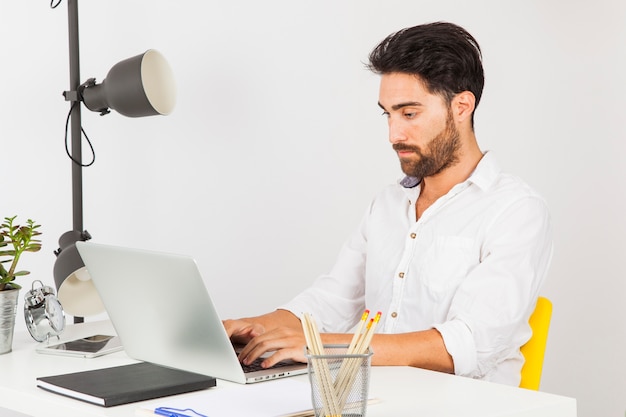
[519, 296, 552, 390]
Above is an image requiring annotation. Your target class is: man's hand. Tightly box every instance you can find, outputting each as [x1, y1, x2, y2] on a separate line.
[223, 319, 266, 345]
[235, 325, 308, 368]
[223, 310, 309, 368]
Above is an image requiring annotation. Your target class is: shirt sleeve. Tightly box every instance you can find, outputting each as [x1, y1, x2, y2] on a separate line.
[434, 195, 553, 384]
[279, 209, 370, 333]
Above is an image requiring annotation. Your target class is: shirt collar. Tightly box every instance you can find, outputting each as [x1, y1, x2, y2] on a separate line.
[397, 151, 501, 191]
[399, 175, 421, 188]
[466, 151, 501, 191]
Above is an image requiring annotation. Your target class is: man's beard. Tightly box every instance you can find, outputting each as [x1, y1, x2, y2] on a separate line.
[393, 112, 461, 179]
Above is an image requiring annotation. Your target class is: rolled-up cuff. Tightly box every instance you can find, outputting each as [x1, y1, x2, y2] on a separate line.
[434, 319, 478, 378]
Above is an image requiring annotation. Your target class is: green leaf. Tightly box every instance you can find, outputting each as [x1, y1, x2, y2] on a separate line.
[0, 215, 41, 283]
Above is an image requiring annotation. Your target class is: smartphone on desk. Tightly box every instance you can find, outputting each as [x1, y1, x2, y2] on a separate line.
[36, 334, 123, 358]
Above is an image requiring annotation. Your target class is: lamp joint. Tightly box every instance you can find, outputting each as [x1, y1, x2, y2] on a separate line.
[62, 90, 79, 102]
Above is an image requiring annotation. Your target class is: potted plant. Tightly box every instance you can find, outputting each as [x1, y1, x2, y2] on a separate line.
[0, 216, 42, 354]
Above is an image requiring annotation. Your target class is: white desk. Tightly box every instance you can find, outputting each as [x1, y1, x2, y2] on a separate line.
[0, 321, 576, 417]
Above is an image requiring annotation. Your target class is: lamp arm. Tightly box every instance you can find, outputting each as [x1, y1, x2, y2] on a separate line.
[67, 0, 84, 233]
[62, 0, 88, 324]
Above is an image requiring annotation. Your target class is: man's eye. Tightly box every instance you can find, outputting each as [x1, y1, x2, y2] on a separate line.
[381, 111, 390, 118]
[404, 112, 417, 119]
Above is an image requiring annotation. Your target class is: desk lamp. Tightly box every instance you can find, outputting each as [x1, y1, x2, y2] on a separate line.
[52, 0, 176, 323]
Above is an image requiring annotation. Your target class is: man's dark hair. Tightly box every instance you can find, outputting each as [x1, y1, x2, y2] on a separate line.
[368, 22, 484, 119]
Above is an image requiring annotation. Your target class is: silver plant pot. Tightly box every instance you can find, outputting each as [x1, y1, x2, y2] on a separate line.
[0, 287, 19, 354]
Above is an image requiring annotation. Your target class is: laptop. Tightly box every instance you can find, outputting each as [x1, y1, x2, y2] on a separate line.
[75, 241, 307, 384]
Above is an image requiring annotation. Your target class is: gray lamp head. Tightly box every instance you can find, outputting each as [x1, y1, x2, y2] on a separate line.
[53, 231, 104, 317]
[81, 49, 176, 117]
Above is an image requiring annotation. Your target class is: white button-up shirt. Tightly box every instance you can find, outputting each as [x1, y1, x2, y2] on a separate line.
[281, 152, 553, 385]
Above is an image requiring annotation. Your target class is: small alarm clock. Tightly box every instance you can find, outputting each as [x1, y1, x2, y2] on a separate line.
[24, 280, 66, 342]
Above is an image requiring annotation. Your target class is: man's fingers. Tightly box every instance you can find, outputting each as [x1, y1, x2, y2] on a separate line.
[238, 327, 307, 367]
[260, 346, 307, 368]
[223, 319, 265, 342]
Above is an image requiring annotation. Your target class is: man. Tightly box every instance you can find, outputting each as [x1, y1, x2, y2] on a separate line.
[224, 22, 552, 386]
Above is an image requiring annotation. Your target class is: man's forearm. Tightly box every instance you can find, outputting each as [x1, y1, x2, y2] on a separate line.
[241, 311, 454, 374]
[243, 309, 302, 332]
[321, 328, 454, 374]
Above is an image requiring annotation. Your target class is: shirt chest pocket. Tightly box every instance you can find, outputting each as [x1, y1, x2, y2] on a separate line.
[415, 236, 476, 298]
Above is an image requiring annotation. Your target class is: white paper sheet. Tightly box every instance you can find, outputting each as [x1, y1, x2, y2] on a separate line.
[135, 378, 314, 417]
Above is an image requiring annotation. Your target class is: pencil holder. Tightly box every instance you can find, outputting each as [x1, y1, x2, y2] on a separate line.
[305, 344, 373, 417]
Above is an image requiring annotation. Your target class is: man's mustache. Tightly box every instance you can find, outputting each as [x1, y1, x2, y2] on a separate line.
[393, 144, 421, 153]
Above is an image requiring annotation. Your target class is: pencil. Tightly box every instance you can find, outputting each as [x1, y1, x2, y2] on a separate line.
[335, 311, 381, 408]
[334, 310, 369, 391]
[347, 310, 370, 353]
[302, 313, 340, 417]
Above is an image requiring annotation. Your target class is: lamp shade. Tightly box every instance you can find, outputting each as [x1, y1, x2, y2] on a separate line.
[81, 49, 176, 117]
[53, 231, 104, 317]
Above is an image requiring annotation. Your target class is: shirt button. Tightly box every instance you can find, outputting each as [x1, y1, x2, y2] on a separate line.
[391, 312, 398, 318]
[398, 272, 405, 278]
[410, 233, 416, 239]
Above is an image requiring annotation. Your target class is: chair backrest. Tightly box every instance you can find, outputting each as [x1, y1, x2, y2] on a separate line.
[519, 296, 553, 390]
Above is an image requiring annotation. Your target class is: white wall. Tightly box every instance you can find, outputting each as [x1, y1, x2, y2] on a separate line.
[2, 1, 624, 416]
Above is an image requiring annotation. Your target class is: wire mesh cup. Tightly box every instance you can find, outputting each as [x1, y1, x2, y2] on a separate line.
[305, 344, 373, 417]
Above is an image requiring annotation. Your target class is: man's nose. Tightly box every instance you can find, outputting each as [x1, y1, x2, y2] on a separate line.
[388, 119, 407, 144]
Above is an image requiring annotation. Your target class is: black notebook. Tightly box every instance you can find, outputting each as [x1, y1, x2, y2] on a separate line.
[36, 362, 216, 407]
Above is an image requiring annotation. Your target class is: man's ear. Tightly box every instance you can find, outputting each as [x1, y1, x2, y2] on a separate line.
[452, 91, 476, 124]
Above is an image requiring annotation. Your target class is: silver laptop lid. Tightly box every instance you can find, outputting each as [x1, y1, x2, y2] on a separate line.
[76, 242, 248, 384]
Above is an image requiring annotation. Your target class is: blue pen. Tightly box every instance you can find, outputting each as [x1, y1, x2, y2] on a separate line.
[154, 407, 209, 417]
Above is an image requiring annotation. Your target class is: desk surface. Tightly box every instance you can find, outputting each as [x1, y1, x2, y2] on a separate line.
[0, 321, 576, 417]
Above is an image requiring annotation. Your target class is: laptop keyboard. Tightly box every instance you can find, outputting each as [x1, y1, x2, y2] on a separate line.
[242, 358, 296, 373]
